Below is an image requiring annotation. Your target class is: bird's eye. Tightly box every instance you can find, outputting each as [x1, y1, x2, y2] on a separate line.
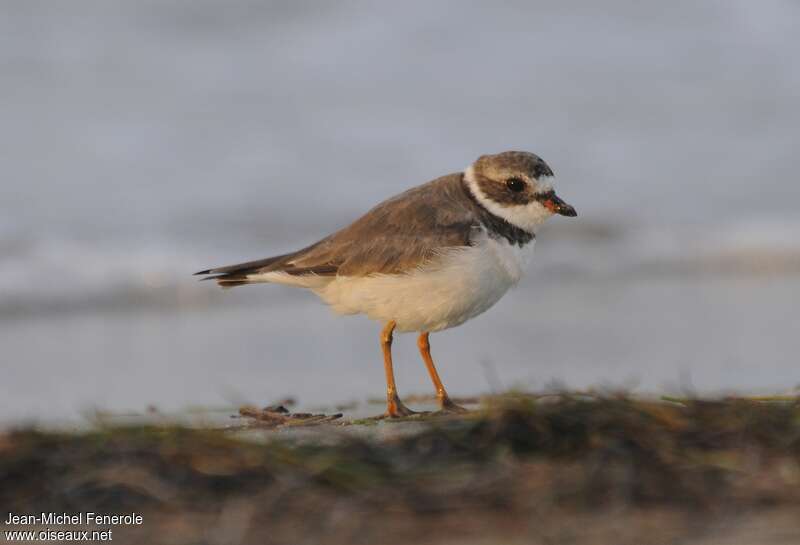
[506, 177, 525, 192]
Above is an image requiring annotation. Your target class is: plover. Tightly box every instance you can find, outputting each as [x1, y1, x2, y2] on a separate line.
[196, 151, 576, 417]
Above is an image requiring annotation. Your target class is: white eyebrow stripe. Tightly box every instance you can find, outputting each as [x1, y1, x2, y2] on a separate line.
[534, 175, 554, 194]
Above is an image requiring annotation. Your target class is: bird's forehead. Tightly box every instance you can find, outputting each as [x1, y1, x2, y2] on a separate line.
[476, 151, 553, 180]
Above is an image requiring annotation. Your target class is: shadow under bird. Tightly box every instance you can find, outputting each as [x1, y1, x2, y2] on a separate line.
[196, 151, 577, 417]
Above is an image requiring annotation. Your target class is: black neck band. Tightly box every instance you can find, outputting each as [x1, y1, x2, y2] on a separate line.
[460, 175, 535, 247]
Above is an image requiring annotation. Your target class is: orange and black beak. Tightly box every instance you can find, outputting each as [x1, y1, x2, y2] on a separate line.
[539, 192, 577, 217]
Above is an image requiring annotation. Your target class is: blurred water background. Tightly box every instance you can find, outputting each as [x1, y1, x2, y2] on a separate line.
[1, 0, 799, 426]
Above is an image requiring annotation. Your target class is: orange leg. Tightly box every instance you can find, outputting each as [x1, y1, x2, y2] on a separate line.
[417, 332, 467, 413]
[381, 321, 415, 417]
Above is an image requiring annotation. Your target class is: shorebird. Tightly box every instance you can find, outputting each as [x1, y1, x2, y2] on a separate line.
[196, 151, 576, 417]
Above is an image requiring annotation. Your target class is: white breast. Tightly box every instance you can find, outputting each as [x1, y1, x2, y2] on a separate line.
[312, 231, 535, 332]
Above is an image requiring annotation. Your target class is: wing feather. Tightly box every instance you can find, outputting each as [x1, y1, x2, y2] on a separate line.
[195, 173, 479, 287]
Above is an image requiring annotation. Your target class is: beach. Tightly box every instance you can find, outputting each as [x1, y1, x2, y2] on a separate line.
[3, 394, 800, 545]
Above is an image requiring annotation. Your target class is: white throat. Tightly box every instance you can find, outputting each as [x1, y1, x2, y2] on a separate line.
[463, 165, 554, 233]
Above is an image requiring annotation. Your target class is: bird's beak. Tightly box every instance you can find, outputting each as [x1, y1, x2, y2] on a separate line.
[542, 193, 577, 217]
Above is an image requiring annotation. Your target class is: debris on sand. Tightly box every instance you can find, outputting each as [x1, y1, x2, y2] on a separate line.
[237, 404, 343, 428]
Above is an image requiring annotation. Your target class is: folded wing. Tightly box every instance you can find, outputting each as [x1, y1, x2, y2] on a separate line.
[194, 173, 479, 288]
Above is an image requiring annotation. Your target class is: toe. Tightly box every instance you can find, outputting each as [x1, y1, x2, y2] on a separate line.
[384, 398, 418, 418]
[439, 397, 468, 414]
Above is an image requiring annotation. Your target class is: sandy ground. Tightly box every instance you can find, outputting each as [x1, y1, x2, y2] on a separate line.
[3, 394, 800, 545]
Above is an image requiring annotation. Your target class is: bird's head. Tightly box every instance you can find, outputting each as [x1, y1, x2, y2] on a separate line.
[464, 151, 576, 233]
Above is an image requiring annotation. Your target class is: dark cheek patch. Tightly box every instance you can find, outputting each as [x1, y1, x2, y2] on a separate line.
[476, 175, 536, 206]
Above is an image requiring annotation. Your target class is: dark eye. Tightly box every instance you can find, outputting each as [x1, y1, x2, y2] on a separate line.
[506, 177, 525, 192]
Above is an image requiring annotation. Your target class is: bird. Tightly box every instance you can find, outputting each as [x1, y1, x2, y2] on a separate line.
[196, 151, 577, 417]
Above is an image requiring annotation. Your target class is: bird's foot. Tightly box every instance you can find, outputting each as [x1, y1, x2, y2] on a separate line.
[438, 396, 468, 414]
[383, 397, 418, 418]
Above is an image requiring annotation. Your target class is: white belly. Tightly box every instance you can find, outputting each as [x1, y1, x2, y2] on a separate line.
[312, 234, 534, 332]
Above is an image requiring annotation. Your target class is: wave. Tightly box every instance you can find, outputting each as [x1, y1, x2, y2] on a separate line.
[536, 218, 800, 276]
[2, 219, 799, 318]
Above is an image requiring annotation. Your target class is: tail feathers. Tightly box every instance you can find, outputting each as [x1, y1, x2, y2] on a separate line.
[194, 253, 290, 277]
[195, 242, 339, 289]
[194, 253, 292, 289]
[215, 279, 251, 289]
[197, 274, 251, 289]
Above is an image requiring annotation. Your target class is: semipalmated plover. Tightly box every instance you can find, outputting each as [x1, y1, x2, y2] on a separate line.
[196, 151, 576, 417]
